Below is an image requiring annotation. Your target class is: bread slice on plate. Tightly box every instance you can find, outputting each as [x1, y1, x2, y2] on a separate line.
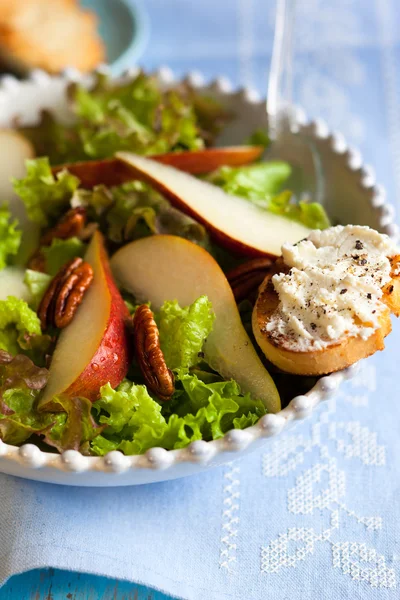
[252, 226, 400, 376]
[0, 0, 105, 74]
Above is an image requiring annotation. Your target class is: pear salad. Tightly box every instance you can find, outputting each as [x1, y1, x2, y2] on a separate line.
[2, 72, 389, 457]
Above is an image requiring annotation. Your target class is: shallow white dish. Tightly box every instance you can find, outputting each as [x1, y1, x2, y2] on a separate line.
[0, 67, 396, 486]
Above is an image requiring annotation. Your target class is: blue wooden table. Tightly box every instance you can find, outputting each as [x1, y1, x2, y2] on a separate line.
[0, 569, 173, 600]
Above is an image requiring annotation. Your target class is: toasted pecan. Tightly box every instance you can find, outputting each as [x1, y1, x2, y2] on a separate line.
[28, 208, 88, 272]
[40, 207, 87, 246]
[38, 257, 93, 330]
[132, 305, 175, 401]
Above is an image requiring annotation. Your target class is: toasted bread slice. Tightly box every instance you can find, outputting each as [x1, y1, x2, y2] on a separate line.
[252, 256, 400, 376]
[0, 0, 104, 74]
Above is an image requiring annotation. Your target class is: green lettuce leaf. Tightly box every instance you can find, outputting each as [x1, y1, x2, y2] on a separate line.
[18, 74, 230, 164]
[246, 128, 270, 148]
[100, 181, 166, 243]
[68, 74, 205, 160]
[188, 93, 232, 146]
[18, 110, 83, 165]
[43, 396, 103, 453]
[23, 270, 52, 309]
[12, 158, 80, 226]
[158, 296, 215, 370]
[175, 371, 266, 438]
[0, 296, 42, 355]
[208, 161, 291, 200]
[0, 297, 51, 365]
[0, 351, 51, 444]
[155, 206, 209, 248]
[0, 205, 21, 270]
[90, 370, 266, 456]
[71, 185, 114, 217]
[209, 162, 330, 230]
[42, 237, 85, 276]
[267, 190, 331, 230]
[75, 180, 208, 247]
[0, 351, 100, 450]
[91, 381, 168, 455]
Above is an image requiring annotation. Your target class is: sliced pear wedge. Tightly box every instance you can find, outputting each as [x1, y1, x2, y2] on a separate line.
[115, 152, 311, 258]
[39, 232, 130, 410]
[50, 146, 264, 187]
[111, 235, 281, 412]
[0, 130, 38, 263]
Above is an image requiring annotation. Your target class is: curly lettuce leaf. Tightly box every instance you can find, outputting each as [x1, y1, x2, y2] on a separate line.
[0, 297, 50, 365]
[267, 190, 331, 230]
[175, 371, 266, 438]
[18, 74, 230, 164]
[18, 110, 83, 165]
[188, 93, 232, 146]
[43, 396, 103, 453]
[42, 237, 85, 276]
[246, 128, 270, 148]
[102, 181, 165, 243]
[23, 270, 52, 309]
[0, 351, 50, 444]
[71, 185, 114, 217]
[68, 74, 205, 160]
[78, 181, 208, 247]
[0, 296, 41, 355]
[91, 381, 168, 455]
[0, 206, 21, 270]
[90, 370, 266, 456]
[158, 296, 215, 371]
[155, 206, 209, 248]
[209, 162, 330, 230]
[208, 162, 291, 200]
[12, 158, 80, 226]
[0, 352, 100, 450]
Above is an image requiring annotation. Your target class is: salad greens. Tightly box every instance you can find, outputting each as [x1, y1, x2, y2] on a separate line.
[0, 297, 51, 366]
[0, 206, 21, 270]
[42, 237, 86, 276]
[91, 372, 266, 456]
[208, 162, 330, 230]
[0, 351, 101, 450]
[0, 297, 42, 355]
[158, 296, 215, 371]
[13, 157, 79, 227]
[0, 71, 329, 456]
[19, 73, 231, 165]
[23, 270, 52, 309]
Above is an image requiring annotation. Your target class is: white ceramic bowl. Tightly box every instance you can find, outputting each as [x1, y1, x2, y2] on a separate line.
[0, 67, 396, 486]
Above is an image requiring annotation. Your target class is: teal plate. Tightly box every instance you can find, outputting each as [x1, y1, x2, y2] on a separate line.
[81, 0, 149, 74]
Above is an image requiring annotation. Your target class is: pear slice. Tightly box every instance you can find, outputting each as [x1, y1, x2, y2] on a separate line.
[0, 129, 38, 263]
[116, 152, 311, 258]
[50, 146, 264, 188]
[39, 231, 130, 410]
[0, 129, 34, 201]
[111, 235, 280, 412]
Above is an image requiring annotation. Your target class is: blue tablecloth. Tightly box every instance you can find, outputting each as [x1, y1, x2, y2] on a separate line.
[2, 1, 400, 598]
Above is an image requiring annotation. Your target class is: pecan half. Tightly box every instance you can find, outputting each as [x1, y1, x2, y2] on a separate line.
[227, 257, 273, 303]
[28, 208, 88, 272]
[40, 207, 88, 246]
[132, 305, 175, 401]
[38, 257, 94, 330]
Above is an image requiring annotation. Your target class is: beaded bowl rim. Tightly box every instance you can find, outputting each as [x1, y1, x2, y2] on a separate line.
[0, 65, 396, 476]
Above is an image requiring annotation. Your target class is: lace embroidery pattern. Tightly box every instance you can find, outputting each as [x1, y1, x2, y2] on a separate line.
[219, 465, 240, 572]
[260, 363, 396, 589]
